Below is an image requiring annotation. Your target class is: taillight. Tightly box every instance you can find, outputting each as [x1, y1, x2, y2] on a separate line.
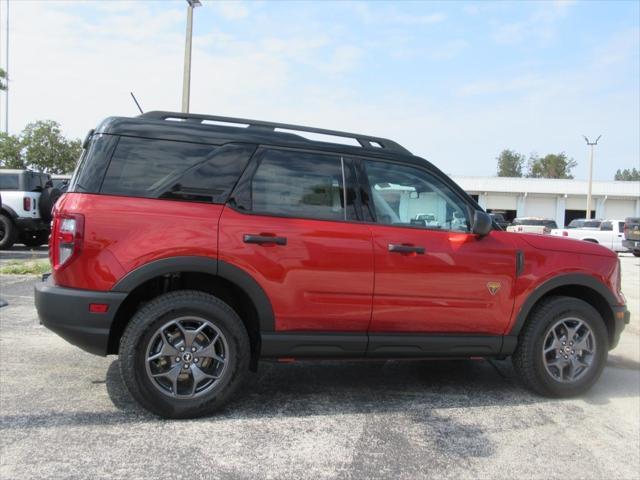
[562, 231, 568, 236]
[51, 213, 84, 270]
[23, 197, 31, 211]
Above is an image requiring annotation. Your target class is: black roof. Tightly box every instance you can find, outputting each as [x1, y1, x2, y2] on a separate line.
[94, 111, 434, 167]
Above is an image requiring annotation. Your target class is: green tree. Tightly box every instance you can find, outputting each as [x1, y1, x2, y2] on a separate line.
[496, 149, 525, 177]
[527, 152, 577, 179]
[0, 68, 6, 91]
[0, 132, 24, 169]
[20, 120, 81, 174]
[0, 120, 81, 174]
[614, 168, 640, 181]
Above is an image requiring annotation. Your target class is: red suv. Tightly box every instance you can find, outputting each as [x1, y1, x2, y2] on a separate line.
[35, 112, 629, 418]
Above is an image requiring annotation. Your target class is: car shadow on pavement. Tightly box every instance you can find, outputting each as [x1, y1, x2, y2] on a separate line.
[101, 357, 638, 419]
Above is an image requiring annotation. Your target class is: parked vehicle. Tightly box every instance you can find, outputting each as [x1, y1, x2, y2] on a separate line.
[51, 174, 72, 192]
[0, 169, 61, 249]
[622, 217, 640, 257]
[489, 212, 510, 230]
[551, 220, 627, 252]
[567, 218, 603, 229]
[507, 217, 557, 235]
[35, 111, 629, 418]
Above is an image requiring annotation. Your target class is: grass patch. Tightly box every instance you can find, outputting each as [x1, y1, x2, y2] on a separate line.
[0, 259, 50, 275]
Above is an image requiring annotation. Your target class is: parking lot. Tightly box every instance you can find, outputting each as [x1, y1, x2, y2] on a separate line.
[0, 254, 638, 480]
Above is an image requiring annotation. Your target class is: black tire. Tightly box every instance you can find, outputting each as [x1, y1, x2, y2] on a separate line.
[119, 290, 250, 418]
[39, 187, 62, 223]
[21, 231, 49, 248]
[512, 296, 608, 398]
[0, 214, 17, 250]
[633, 251, 640, 257]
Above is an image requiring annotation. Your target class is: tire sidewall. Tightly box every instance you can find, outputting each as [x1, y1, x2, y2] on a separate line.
[0, 214, 16, 250]
[529, 298, 608, 397]
[120, 292, 250, 418]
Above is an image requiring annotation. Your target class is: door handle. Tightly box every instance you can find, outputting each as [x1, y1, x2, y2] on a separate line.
[388, 243, 425, 254]
[243, 234, 287, 246]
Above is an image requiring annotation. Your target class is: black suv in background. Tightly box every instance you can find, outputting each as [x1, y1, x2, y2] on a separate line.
[623, 217, 640, 256]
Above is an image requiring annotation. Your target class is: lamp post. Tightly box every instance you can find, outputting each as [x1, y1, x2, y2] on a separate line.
[583, 135, 601, 220]
[182, 0, 201, 113]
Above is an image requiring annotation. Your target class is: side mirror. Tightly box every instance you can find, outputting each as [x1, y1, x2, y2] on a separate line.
[472, 211, 492, 236]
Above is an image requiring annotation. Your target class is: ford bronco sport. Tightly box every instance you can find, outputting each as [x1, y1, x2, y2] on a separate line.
[35, 112, 630, 418]
[0, 169, 62, 249]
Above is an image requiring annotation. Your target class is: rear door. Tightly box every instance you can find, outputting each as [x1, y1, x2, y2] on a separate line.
[359, 158, 517, 336]
[219, 147, 374, 334]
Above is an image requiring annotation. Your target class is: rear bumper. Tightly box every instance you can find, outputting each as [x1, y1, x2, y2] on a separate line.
[622, 239, 639, 251]
[34, 277, 126, 356]
[15, 217, 48, 232]
[610, 305, 630, 350]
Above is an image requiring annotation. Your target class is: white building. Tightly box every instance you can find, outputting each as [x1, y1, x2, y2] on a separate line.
[452, 176, 640, 227]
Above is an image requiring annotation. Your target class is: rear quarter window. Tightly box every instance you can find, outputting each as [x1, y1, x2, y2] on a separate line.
[0, 174, 19, 190]
[100, 137, 253, 203]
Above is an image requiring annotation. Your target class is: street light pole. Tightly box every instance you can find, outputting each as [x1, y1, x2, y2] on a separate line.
[4, 0, 9, 134]
[181, 0, 201, 113]
[583, 135, 601, 220]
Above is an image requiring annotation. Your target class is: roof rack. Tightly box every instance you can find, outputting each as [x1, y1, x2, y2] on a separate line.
[139, 111, 411, 155]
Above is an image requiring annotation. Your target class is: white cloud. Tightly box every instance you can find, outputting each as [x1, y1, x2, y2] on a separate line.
[213, 1, 250, 21]
[491, 1, 576, 46]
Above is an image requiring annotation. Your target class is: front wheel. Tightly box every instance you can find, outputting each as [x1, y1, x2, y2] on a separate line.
[512, 296, 608, 397]
[119, 290, 251, 418]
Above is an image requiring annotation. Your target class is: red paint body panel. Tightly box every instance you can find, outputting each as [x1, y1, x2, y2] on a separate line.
[52, 193, 222, 290]
[507, 233, 624, 332]
[52, 193, 624, 337]
[218, 207, 374, 332]
[369, 227, 518, 334]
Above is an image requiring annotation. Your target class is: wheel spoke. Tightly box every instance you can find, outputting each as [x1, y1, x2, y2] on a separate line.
[175, 321, 206, 349]
[197, 334, 225, 363]
[148, 330, 180, 361]
[190, 364, 218, 395]
[151, 364, 182, 394]
[544, 330, 561, 353]
[574, 332, 593, 354]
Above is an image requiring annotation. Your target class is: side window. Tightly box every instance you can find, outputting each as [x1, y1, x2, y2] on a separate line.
[248, 149, 352, 221]
[100, 138, 251, 203]
[363, 160, 471, 232]
[600, 221, 613, 231]
[0, 174, 19, 190]
[619, 222, 625, 233]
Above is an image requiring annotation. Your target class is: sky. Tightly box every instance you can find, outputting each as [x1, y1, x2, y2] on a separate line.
[0, 0, 638, 181]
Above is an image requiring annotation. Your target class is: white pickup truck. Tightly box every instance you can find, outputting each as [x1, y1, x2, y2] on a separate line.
[550, 219, 627, 252]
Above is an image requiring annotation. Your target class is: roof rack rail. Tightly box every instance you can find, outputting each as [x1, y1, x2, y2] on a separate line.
[139, 111, 411, 155]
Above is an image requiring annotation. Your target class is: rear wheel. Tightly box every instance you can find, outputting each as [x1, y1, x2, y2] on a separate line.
[512, 296, 608, 397]
[119, 290, 250, 418]
[0, 214, 16, 250]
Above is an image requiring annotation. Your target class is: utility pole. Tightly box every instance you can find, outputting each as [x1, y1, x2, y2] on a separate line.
[583, 135, 601, 219]
[181, 0, 201, 113]
[4, 0, 9, 134]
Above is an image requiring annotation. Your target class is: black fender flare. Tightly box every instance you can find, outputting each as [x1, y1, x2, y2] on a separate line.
[1, 205, 18, 220]
[509, 273, 616, 337]
[111, 256, 275, 332]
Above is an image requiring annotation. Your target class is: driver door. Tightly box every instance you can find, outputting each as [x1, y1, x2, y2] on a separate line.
[360, 159, 517, 335]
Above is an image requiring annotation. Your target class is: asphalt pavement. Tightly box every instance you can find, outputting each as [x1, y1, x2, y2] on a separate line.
[0, 255, 638, 480]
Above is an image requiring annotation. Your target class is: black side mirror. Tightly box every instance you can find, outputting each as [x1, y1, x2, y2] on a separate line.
[472, 211, 492, 236]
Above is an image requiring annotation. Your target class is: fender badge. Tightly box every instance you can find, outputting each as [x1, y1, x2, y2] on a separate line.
[487, 282, 501, 296]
